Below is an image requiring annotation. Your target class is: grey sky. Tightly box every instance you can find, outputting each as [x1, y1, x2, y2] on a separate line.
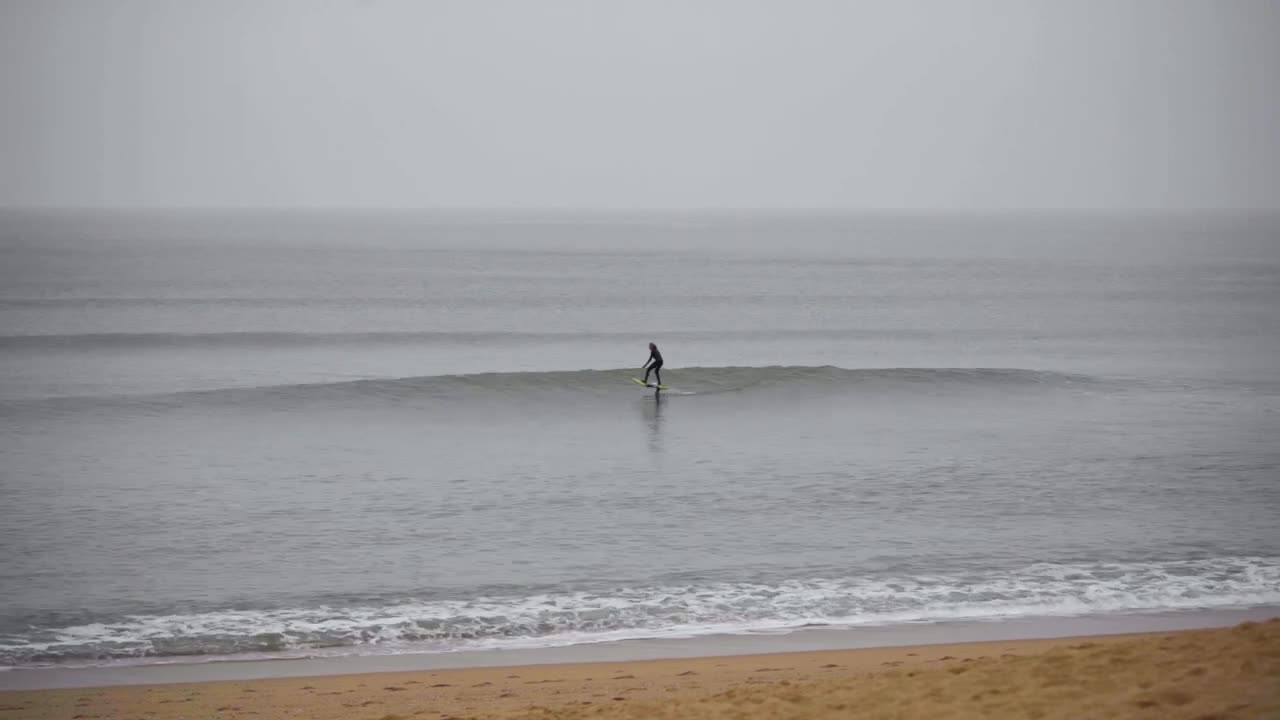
[2, 0, 1278, 210]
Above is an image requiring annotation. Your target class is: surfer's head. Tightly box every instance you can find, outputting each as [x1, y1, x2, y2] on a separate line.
[649, 342, 657, 351]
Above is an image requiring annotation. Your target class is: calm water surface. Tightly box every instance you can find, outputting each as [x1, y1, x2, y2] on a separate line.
[1, 211, 1277, 667]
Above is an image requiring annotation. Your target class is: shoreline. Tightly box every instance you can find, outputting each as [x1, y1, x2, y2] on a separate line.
[2, 619, 1276, 720]
[3, 606, 1275, 692]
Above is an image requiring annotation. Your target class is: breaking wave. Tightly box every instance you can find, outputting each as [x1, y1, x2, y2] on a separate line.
[2, 556, 1276, 667]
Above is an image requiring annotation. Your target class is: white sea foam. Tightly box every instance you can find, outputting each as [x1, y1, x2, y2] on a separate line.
[3, 557, 1277, 667]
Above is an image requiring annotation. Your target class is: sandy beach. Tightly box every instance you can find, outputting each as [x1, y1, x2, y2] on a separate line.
[3, 618, 1276, 720]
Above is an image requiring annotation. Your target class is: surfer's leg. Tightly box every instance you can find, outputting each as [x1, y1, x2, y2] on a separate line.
[654, 366, 662, 386]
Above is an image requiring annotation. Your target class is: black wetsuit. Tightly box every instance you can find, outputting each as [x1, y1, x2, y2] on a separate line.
[643, 346, 664, 385]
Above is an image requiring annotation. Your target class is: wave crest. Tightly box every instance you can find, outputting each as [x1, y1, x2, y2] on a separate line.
[3, 365, 1101, 416]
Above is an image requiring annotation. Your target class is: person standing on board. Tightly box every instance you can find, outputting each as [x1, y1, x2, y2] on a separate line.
[642, 342, 664, 387]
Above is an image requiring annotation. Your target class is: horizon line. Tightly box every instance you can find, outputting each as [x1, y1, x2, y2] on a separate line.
[3, 205, 1278, 215]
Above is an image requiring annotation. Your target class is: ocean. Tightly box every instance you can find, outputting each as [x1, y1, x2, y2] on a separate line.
[1, 209, 1278, 673]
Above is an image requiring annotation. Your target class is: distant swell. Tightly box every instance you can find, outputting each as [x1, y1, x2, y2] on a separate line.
[0, 331, 612, 350]
[1, 557, 1275, 667]
[2, 328, 964, 351]
[0, 331, 498, 350]
[1, 366, 1101, 416]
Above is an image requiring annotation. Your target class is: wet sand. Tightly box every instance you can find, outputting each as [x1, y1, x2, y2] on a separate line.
[2, 619, 1276, 720]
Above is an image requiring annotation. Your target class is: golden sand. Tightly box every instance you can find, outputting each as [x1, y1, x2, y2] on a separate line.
[2, 619, 1276, 720]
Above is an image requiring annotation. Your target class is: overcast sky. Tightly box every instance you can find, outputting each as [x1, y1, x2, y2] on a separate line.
[2, 0, 1278, 210]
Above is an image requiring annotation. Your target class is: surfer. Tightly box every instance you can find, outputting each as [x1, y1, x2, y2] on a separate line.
[642, 342, 663, 387]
